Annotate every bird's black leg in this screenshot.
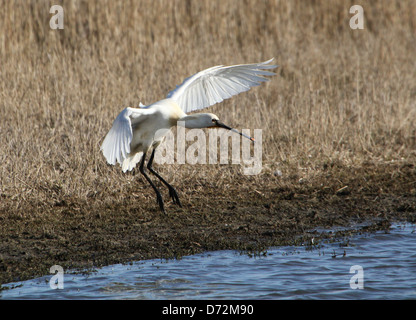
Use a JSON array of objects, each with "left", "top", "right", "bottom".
[
  {"left": 147, "top": 148, "right": 182, "bottom": 207},
  {"left": 139, "top": 151, "right": 166, "bottom": 214}
]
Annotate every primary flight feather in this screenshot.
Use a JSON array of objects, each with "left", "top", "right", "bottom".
[{"left": 167, "top": 58, "right": 276, "bottom": 113}]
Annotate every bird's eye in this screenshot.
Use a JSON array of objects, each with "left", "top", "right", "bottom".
[{"left": 212, "top": 119, "right": 217, "bottom": 123}]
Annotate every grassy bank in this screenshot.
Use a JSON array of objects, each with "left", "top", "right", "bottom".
[{"left": 0, "top": 0, "right": 415, "bottom": 285}]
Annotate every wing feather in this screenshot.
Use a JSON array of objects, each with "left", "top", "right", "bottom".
[
  {"left": 101, "top": 108, "right": 133, "bottom": 166},
  {"left": 101, "top": 107, "right": 153, "bottom": 169},
  {"left": 167, "top": 58, "right": 277, "bottom": 113}
]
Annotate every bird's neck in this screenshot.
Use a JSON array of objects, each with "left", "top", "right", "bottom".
[
  {"left": 177, "top": 115, "right": 202, "bottom": 128},
  {"left": 177, "top": 114, "right": 212, "bottom": 129}
]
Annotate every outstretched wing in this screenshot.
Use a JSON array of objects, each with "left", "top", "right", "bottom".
[
  {"left": 167, "top": 58, "right": 277, "bottom": 113},
  {"left": 101, "top": 107, "right": 154, "bottom": 170}
]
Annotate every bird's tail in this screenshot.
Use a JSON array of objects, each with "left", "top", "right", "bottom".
[{"left": 121, "top": 152, "right": 143, "bottom": 173}]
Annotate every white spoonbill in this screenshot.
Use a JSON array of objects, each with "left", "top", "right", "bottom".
[{"left": 101, "top": 58, "right": 277, "bottom": 214}]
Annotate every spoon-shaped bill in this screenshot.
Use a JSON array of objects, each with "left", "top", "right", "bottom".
[{"left": 215, "top": 121, "right": 255, "bottom": 142}]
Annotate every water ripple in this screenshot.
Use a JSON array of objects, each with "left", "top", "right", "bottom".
[{"left": 1, "top": 223, "right": 415, "bottom": 299}]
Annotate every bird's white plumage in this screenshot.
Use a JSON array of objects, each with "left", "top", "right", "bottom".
[
  {"left": 100, "top": 106, "right": 157, "bottom": 171},
  {"left": 101, "top": 108, "right": 133, "bottom": 165},
  {"left": 167, "top": 58, "right": 277, "bottom": 113},
  {"left": 101, "top": 59, "right": 277, "bottom": 173}
]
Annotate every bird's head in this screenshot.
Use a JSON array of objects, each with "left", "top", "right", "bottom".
[
  {"left": 179, "top": 113, "right": 254, "bottom": 142},
  {"left": 179, "top": 113, "right": 218, "bottom": 128}
]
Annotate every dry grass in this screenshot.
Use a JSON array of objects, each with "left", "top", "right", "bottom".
[
  {"left": 1, "top": 0, "right": 415, "bottom": 210},
  {"left": 1, "top": 0, "right": 416, "bottom": 285}
]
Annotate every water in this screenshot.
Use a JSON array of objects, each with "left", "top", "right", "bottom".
[{"left": 1, "top": 222, "right": 415, "bottom": 299}]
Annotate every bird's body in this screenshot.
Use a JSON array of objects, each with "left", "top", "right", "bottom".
[
  {"left": 101, "top": 59, "right": 277, "bottom": 213},
  {"left": 111, "top": 99, "right": 184, "bottom": 172}
]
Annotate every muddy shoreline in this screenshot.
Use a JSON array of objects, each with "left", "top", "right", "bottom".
[{"left": 1, "top": 162, "right": 415, "bottom": 287}]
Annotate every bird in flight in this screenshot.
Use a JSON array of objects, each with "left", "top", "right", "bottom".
[{"left": 101, "top": 58, "right": 277, "bottom": 214}]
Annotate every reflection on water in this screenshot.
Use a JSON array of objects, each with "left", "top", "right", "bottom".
[{"left": 1, "top": 223, "right": 415, "bottom": 299}]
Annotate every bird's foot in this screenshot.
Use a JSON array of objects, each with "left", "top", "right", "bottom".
[
  {"left": 156, "top": 193, "right": 166, "bottom": 215},
  {"left": 168, "top": 187, "right": 182, "bottom": 207}
]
